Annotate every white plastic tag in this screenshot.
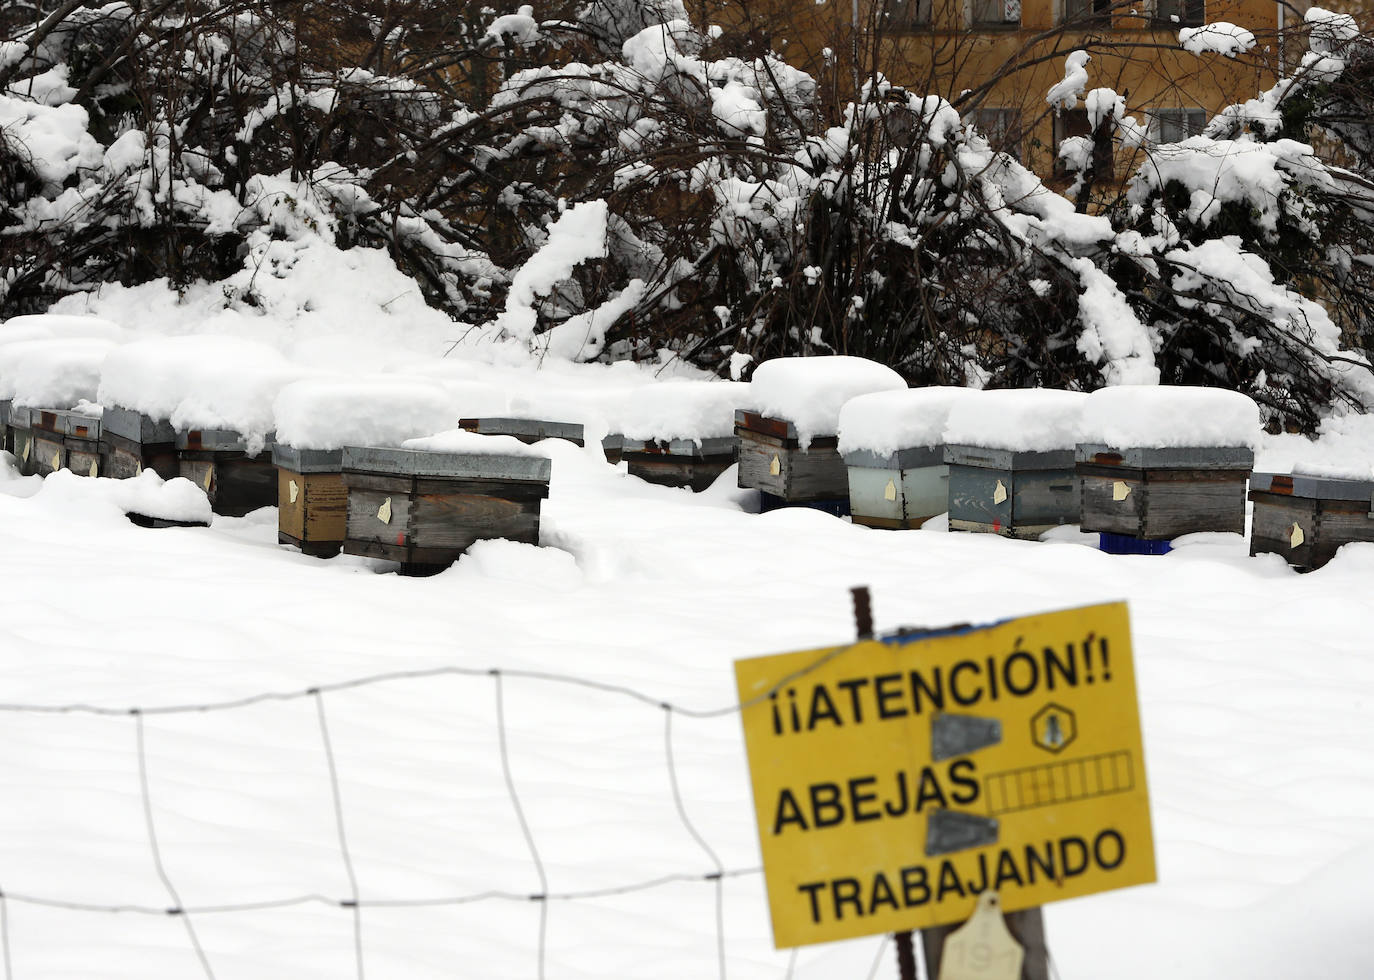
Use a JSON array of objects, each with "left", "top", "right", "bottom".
[
  {"left": 1289, "top": 522, "right": 1305, "bottom": 548},
  {"left": 378, "top": 497, "right": 393, "bottom": 524},
  {"left": 289, "top": 479, "right": 299, "bottom": 504},
  {"left": 202, "top": 467, "right": 213, "bottom": 490},
  {"left": 88, "top": 460, "right": 98, "bottom": 478},
  {"left": 769, "top": 454, "right": 781, "bottom": 477},
  {"left": 884, "top": 478, "right": 897, "bottom": 501},
  {"left": 993, "top": 480, "right": 1007, "bottom": 505},
  {"left": 1113, "top": 480, "right": 1131, "bottom": 501},
  {"left": 938, "top": 891, "right": 1024, "bottom": 980},
  {"left": 52, "top": 450, "right": 61, "bottom": 471}
]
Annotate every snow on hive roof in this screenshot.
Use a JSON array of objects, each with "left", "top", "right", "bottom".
[
  {"left": 837, "top": 386, "right": 983, "bottom": 457},
  {"left": 750, "top": 356, "right": 906, "bottom": 448},
  {"left": 943, "top": 388, "right": 1086, "bottom": 452},
  {"left": 402, "top": 427, "right": 553, "bottom": 458},
  {"left": 273, "top": 376, "right": 459, "bottom": 451},
  {"left": 0, "top": 338, "right": 116, "bottom": 408},
  {"left": 1079, "top": 385, "right": 1261, "bottom": 449},
  {"left": 617, "top": 380, "right": 752, "bottom": 443},
  {"left": 97, "top": 335, "right": 306, "bottom": 450}
]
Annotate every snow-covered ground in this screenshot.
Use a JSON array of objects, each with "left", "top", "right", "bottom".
[{"left": 1, "top": 431, "right": 1372, "bottom": 978}]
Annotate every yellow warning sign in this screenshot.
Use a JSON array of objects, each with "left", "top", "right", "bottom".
[{"left": 734, "top": 601, "right": 1154, "bottom": 948}]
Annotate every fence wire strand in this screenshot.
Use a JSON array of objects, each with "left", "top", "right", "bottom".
[
  {"left": 494, "top": 671, "right": 549, "bottom": 980},
  {"left": 134, "top": 711, "right": 216, "bottom": 980},
  {"left": 314, "top": 691, "right": 365, "bottom": 980}
]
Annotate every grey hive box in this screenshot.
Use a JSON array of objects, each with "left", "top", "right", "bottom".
[
  {"left": 273, "top": 446, "right": 347, "bottom": 558},
  {"left": 101, "top": 407, "right": 179, "bottom": 481},
  {"left": 1077, "top": 444, "right": 1253, "bottom": 540},
  {"left": 176, "top": 428, "right": 277, "bottom": 517},
  {"left": 0, "top": 399, "right": 11, "bottom": 455},
  {"left": 621, "top": 436, "right": 736, "bottom": 491},
  {"left": 735, "top": 410, "right": 847, "bottom": 503},
  {"left": 844, "top": 445, "right": 948, "bottom": 529},
  {"left": 29, "top": 408, "right": 103, "bottom": 477},
  {"left": 458, "top": 417, "right": 622, "bottom": 463},
  {"left": 945, "top": 445, "right": 1078, "bottom": 538},
  {"left": 340, "top": 446, "right": 551, "bottom": 576},
  {"left": 1249, "top": 471, "right": 1374, "bottom": 570}
]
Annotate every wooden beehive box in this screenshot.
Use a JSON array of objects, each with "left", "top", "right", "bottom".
[
  {"left": 735, "top": 410, "right": 848, "bottom": 505},
  {"left": 945, "top": 446, "right": 1079, "bottom": 538},
  {"left": 273, "top": 446, "right": 347, "bottom": 558},
  {"left": 341, "top": 445, "right": 551, "bottom": 575},
  {"left": 29, "top": 408, "right": 103, "bottom": 477},
  {"left": 843, "top": 445, "right": 948, "bottom": 529},
  {"left": 101, "top": 407, "right": 178, "bottom": 481},
  {"left": 176, "top": 428, "right": 277, "bottom": 517},
  {"left": 621, "top": 436, "right": 736, "bottom": 491},
  {"left": 1078, "top": 444, "right": 1253, "bottom": 541},
  {"left": 458, "top": 417, "right": 622, "bottom": 462},
  {"left": 1249, "top": 472, "right": 1374, "bottom": 571}
]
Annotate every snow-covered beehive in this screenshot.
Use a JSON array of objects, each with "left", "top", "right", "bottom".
[
  {"left": 177, "top": 427, "right": 278, "bottom": 517},
  {"left": 615, "top": 381, "right": 747, "bottom": 491},
  {"left": 838, "top": 387, "right": 981, "bottom": 529},
  {"left": 736, "top": 356, "right": 906, "bottom": 511},
  {"left": 0, "top": 331, "right": 116, "bottom": 477},
  {"left": 943, "top": 389, "right": 1086, "bottom": 538},
  {"left": 1249, "top": 467, "right": 1374, "bottom": 570},
  {"left": 458, "top": 417, "right": 623, "bottom": 463},
  {"left": 28, "top": 407, "right": 103, "bottom": 478},
  {"left": 101, "top": 406, "right": 179, "bottom": 481},
  {"left": 1077, "top": 386, "right": 1258, "bottom": 553},
  {"left": 340, "top": 432, "right": 552, "bottom": 576}
]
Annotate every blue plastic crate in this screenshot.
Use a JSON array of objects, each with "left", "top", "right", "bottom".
[{"left": 1098, "top": 532, "right": 1172, "bottom": 556}]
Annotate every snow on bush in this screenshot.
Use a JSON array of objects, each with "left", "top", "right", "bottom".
[
  {"left": 1179, "top": 23, "right": 1257, "bottom": 57},
  {"left": 943, "top": 389, "right": 1087, "bottom": 453},
  {"left": 749, "top": 356, "right": 906, "bottom": 447},
  {"left": 1079, "top": 385, "right": 1261, "bottom": 449},
  {"left": 837, "top": 387, "right": 982, "bottom": 457}
]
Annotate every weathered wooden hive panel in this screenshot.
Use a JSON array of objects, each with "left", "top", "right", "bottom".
[
  {"left": 1249, "top": 472, "right": 1374, "bottom": 570},
  {"left": 8, "top": 407, "right": 35, "bottom": 475},
  {"left": 102, "top": 407, "right": 179, "bottom": 481},
  {"left": 621, "top": 436, "right": 736, "bottom": 492},
  {"left": 176, "top": 428, "right": 277, "bottom": 517},
  {"left": 844, "top": 446, "right": 947, "bottom": 530},
  {"left": 341, "top": 446, "right": 551, "bottom": 574},
  {"left": 0, "top": 400, "right": 11, "bottom": 455},
  {"left": 735, "top": 410, "right": 847, "bottom": 502},
  {"left": 459, "top": 417, "right": 622, "bottom": 463},
  {"left": 945, "top": 446, "right": 1078, "bottom": 538},
  {"left": 1077, "top": 445, "right": 1252, "bottom": 540},
  {"left": 28, "top": 409, "right": 103, "bottom": 477},
  {"left": 273, "top": 446, "right": 348, "bottom": 558}
]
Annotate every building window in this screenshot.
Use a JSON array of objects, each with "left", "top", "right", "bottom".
[
  {"left": 1062, "top": 0, "right": 1112, "bottom": 27},
  {"left": 971, "top": 0, "right": 1021, "bottom": 29},
  {"left": 1149, "top": 107, "right": 1207, "bottom": 143},
  {"left": 1053, "top": 108, "right": 1114, "bottom": 178},
  {"left": 1153, "top": 0, "right": 1204, "bottom": 27},
  {"left": 887, "top": 0, "right": 933, "bottom": 27},
  {"left": 972, "top": 108, "right": 1024, "bottom": 160}
]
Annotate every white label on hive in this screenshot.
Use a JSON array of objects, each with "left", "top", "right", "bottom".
[
  {"left": 884, "top": 478, "right": 897, "bottom": 501},
  {"left": 378, "top": 497, "right": 393, "bottom": 524},
  {"left": 1289, "top": 522, "right": 1305, "bottom": 548},
  {"left": 289, "top": 479, "right": 299, "bottom": 504},
  {"left": 993, "top": 479, "right": 1008, "bottom": 504},
  {"left": 769, "top": 454, "right": 781, "bottom": 477},
  {"left": 52, "top": 450, "right": 61, "bottom": 471},
  {"left": 202, "top": 467, "right": 213, "bottom": 490},
  {"left": 1113, "top": 480, "right": 1131, "bottom": 501},
  {"left": 21, "top": 439, "right": 29, "bottom": 462},
  {"left": 88, "top": 460, "right": 98, "bottom": 479},
  {"left": 136, "top": 462, "right": 143, "bottom": 476},
  {"left": 937, "top": 891, "right": 1023, "bottom": 980}
]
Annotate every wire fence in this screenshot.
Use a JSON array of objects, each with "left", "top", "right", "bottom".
[{"left": 0, "top": 654, "right": 863, "bottom": 980}]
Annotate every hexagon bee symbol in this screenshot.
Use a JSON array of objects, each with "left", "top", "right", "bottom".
[{"left": 1031, "top": 703, "right": 1076, "bottom": 754}]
